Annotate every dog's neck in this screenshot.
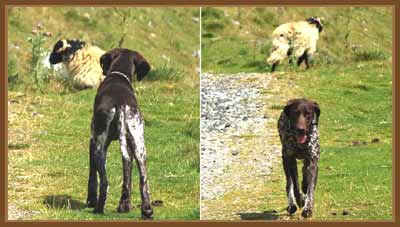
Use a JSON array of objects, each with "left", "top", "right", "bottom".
[{"left": 109, "top": 71, "right": 131, "bottom": 83}]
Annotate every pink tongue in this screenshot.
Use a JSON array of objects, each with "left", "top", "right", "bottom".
[{"left": 297, "top": 135, "right": 307, "bottom": 144}]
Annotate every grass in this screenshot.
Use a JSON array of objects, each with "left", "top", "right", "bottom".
[
  {"left": 202, "top": 7, "right": 392, "bottom": 220},
  {"left": 202, "top": 7, "right": 392, "bottom": 73},
  {"left": 8, "top": 7, "right": 199, "bottom": 220},
  {"left": 260, "top": 62, "right": 392, "bottom": 221},
  {"left": 8, "top": 80, "right": 200, "bottom": 221}
]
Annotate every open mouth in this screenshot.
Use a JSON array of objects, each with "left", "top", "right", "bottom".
[{"left": 296, "top": 134, "right": 307, "bottom": 144}]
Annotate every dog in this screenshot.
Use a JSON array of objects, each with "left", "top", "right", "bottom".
[
  {"left": 277, "top": 98, "right": 321, "bottom": 218},
  {"left": 85, "top": 48, "right": 153, "bottom": 219}
]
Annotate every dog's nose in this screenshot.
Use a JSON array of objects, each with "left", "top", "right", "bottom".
[{"left": 296, "top": 128, "right": 306, "bottom": 134}]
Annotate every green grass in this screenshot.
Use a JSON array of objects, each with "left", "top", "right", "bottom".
[
  {"left": 202, "top": 7, "right": 392, "bottom": 73},
  {"left": 8, "top": 80, "right": 200, "bottom": 220},
  {"left": 8, "top": 7, "right": 199, "bottom": 220},
  {"left": 202, "top": 7, "right": 392, "bottom": 220},
  {"left": 260, "top": 62, "right": 392, "bottom": 220},
  {"left": 8, "top": 7, "right": 200, "bottom": 91}
]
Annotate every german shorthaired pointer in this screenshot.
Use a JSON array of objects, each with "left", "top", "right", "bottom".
[
  {"left": 86, "top": 48, "right": 153, "bottom": 219},
  {"left": 278, "top": 98, "right": 321, "bottom": 218}
]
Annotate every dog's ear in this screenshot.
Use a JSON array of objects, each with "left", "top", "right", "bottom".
[
  {"left": 100, "top": 53, "right": 112, "bottom": 76},
  {"left": 311, "top": 101, "right": 320, "bottom": 119},
  {"left": 132, "top": 52, "right": 151, "bottom": 81},
  {"left": 284, "top": 99, "right": 297, "bottom": 116}
]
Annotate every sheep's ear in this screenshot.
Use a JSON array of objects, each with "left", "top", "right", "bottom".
[
  {"left": 100, "top": 53, "right": 112, "bottom": 76},
  {"left": 49, "top": 40, "right": 64, "bottom": 64},
  {"left": 132, "top": 52, "right": 151, "bottom": 81}
]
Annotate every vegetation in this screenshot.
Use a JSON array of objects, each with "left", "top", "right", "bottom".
[
  {"left": 202, "top": 7, "right": 392, "bottom": 220},
  {"left": 8, "top": 7, "right": 200, "bottom": 220}
]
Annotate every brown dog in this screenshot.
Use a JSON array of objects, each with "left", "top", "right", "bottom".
[
  {"left": 277, "top": 98, "right": 320, "bottom": 218},
  {"left": 86, "top": 48, "right": 153, "bottom": 219}
]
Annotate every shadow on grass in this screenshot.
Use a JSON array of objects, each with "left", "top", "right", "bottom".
[
  {"left": 43, "top": 195, "right": 86, "bottom": 210},
  {"left": 238, "top": 210, "right": 281, "bottom": 220}
]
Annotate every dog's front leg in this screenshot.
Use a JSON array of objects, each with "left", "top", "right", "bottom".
[
  {"left": 283, "top": 155, "right": 297, "bottom": 215},
  {"left": 301, "top": 158, "right": 318, "bottom": 218},
  {"left": 86, "top": 138, "right": 98, "bottom": 208}
]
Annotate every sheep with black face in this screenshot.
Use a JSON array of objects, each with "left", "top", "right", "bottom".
[
  {"left": 267, "top": 17, "right": 324, "bottom": 72},
  {"left": 49, "top": 39, "right": 105, "bottom": 89}
]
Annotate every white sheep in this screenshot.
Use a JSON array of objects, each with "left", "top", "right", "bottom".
[
  {"left": 49, "top": 39, "right": 105, "bottom": 89},
  {"left": 267, "top": 17, "right": 323, "bottom": 72}
]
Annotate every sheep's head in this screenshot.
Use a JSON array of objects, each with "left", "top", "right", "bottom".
[
  {"left": 49, "top": 39, "right": 86, "bottom": 64},
  {"left": 99, "top": 48, "right": 151, "bottom": 81},
  {"left": 306, "top": 16, "right": 324, "bottom": 33}
]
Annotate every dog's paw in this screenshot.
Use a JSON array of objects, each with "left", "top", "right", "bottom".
[
  {"left": 287, "top": 205, "right": 297, "bottom": 215},
  {"left": 86, "top": 199, "right": 97, "bottom": 208},
  {"left": 93, "top": 207, "right": 104, "bottom": 214},
  {"left": 141, "top": 209, "right": 154, "bottom": 220},
  {"left": 301, "top": 208, "right": 313, "bottom": 218},
  {"left": 117, "top": 201, "right": 132, "bottom": 213}
]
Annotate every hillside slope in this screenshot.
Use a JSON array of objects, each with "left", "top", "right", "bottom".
[{"left": 202, "top": 7, "right": 392, "bottom": 73}]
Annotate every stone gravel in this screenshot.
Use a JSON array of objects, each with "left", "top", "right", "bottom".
[{"left": 200, "top": 73, "right": 282, "bottom": 220}]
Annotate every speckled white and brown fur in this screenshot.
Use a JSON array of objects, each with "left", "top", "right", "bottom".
[
  {"left": 86, "top": 48, "right": 153, "bottom": 219},
  {"left": 277, "top": 98, "right": 320, "bottom": 218}
]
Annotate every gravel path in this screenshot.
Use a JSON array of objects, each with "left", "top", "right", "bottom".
[{"left": 200, "top": 73, "right": 282, "bottom": 220}]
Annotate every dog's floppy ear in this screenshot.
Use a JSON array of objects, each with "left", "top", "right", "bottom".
[
  {"left": 311, "top": 101, "right": 320, "bottom": 119},
  {"left": 100, "top": 53, "right": 112, "bottom": 76},
  {"left": 132, "top": 51, "right": 151, "bottom": 81},
  {"left": 284, "top": 99, "right": 297, "bottom": 116}
]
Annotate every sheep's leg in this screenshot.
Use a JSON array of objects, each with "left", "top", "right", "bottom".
[
  {"left": 126, "top": 110, "right": 153, "bottom": 220},
  {"left": 297, "top": 52, "right": 307, "bottom": 68},
  {"left": 287, "top": 47, "right": 294, "bottom": 66},
  {"left": 304, "top": 53, "right": 310, "bottom": 69},
  {"left": 117, "top": 109, "right": 133, "bottom": 213},
  {"left": 271, "top": 63, "right": 278, "bottom": 72}
]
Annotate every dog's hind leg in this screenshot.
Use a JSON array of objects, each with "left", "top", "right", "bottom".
[
  {"left": 86, "top": 137, "right": 98, "bottom": 208},
  {"left": 117, "top": 108, "right": 133, "bottom": 213},
  {"left": 91, "top": 108, "right": 115, "bottom": 214},
  {"left": 126, "top": 109, "right": 153, "bottom": 220}
]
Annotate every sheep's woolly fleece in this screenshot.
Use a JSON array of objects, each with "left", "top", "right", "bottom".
[
  {"left": 66, "top": 45, "right": 105, "bottom": 89},
  {"left": 267, "top": 20, "right": 320, "bottom": 65}
]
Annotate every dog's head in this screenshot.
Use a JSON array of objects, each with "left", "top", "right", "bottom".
[
  {"left": 99, "top": 48, "right": 150, "bottom": 81},
  {"left": 306, "top": 16, "right": 324, "bottom": 33},
  {"left": 284, "top": 98, "right": 320, "bottom": 145}
]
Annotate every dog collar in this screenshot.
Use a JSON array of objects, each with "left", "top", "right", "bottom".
[{"left": 110, "top": 71, "right": 131, "bottom": 83}]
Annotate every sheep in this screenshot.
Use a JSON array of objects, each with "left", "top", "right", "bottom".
[
  {"left": 49, "top": 39, "right": 105, "bottom": 89},
  {"left": 267, "top": 17, "right": 323, "bottom": 72}
]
